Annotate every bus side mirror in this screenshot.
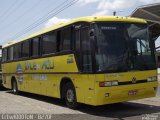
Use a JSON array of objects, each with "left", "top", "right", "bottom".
[
  {"left": 132, "top": 50, "right": 138, "bottom": 56},
  {"left": 89, "top": 29, "right": 95, "bottom": 40},
  {"left": 89, "top": 29, "right": 94, "bottom": 36}
]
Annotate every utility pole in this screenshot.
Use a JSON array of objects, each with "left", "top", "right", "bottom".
[
  {"left": 113, "top": 11, "right": 116, "bottom": 16},
  {"left": 113, "top": 10, "right": 124, "bottom": 16}
]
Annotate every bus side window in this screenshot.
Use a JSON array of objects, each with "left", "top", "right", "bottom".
[
  {"left": 2, "top": 48, "right": 7, "bottom": 62},
  {"left": 13, "top": 43, "right": 21, "bottom": 60},
  {"left": 60, "top": 27, "right": 71, "bottom": 51},
  {"left": 75, "top": 30, "right": 80, "bottom": 51},
  {"left": 31, "top": 37, "right": 39, "bottom": 57},
  {"left": 42, "top": 32, "right": 57, "bottom": 55},
  {"left": 81, "top": 27, "right": 92, "bottom": 72},
  {"left": 56, "top": 31, "right": 61, "bottom": 52},
  {"left": 22, "top": 41, "right": 29, "bottom": 58},
  {"left": 75, "top": 29, "right": 81, "bottom": 71},
  {"left": 7, "top": 48, "right": 10, "bottom": 61},
  {"left": 7, "top": 47, "right": 14, "bottom": 61}
]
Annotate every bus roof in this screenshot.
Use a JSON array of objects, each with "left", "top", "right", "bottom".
[{"left": 3, "top": 16, "right": 146, "bottom": 48}]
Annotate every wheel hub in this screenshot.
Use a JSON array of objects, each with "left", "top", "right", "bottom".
[
  {"left": 13, "top": 82, "right": 16, "bottom": 92},
  {"left": 66, "top": 89, "right": 74, "bottom": 102}
]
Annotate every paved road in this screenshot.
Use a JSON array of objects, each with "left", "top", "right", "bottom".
[
  {"left": 157, "top": 85, "right": 160, "bottom": 96},
  {"left": 0, "top": 86, "right": 160, "bottom": 120}
]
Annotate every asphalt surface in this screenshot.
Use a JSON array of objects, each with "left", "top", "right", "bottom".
[
  {"left": 158, "top": 85, "right": 160, "bottom": 96},
  {"left": 0, "top": 85, "right": 160, "bottom": 120}
]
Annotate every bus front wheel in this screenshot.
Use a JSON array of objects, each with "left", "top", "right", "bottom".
[
  {"left": 64, "top": 82, "right": 79, "bottom": 109},
  {"left": 12, "top": 80, "right": 18, "bottom": 95}
]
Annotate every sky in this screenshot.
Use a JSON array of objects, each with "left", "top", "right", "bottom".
[{"left": 0, "top": 0, "right": 160, "bottom": 46}]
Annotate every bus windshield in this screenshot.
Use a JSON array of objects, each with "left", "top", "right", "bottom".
[{"left": 94, "top": 23, "right": 156, "bottom": 73}]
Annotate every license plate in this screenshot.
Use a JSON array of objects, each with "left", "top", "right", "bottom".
[{"left": 128, "top": 90, "right": 138, "bottom": 96}]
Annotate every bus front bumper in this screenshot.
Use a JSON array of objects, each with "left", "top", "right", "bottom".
[{"left": 88, "top": 81, "right": 158, "bottom": 106}]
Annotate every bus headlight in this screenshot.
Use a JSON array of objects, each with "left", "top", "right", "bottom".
[
  {"left": 112, "top": 81, "right": 119, "bottom": 86},
  {"left": 99, "top": 81, "right": 118, "bottom": 87},
  {"left": 147, "top": 76, "right": 157, "bottom": 82},
  {"left": 147, "top": 77, "right": 152, "bottom": 82},
  {"left": 152, "top": 76, "right": 157, "bottom": 81},
  {"left": 99, "top": 81, "right": 111, "bottom": 87}
]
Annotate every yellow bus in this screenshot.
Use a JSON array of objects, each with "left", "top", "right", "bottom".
[{"left": 2, "top": 16, "right": 158, "bottom": 109}]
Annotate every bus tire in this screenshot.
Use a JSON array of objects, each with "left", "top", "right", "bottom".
[
  {"left": 64, "top": 82, "right": 79, "bottom": 109},
  {"left": 12, "top": 80, "right": 18, "bottom": 95}
]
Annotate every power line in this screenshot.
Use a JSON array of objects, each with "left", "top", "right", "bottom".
[
  {"left": 0, "top": 0, "right": 27, "bottom": 26},
  {"left": 16, "top": 0, "right": 70, "bottom": 33},
  {"left": 0, "top": 0, "right": 18, "bottom": 19},
  {"left": 7, "top": 0, "right": 79, "bottom": 41},
  {"left": 1, "top": 0, "right": 43, "bottom": 31},
  {"left": 1, "top": 0, "right": 60, "bottom": 32},
  {"left": 5, "top": 0, "right": 70, "bottom": 41}
]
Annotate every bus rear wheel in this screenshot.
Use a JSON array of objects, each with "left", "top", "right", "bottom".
[
  {"left": 12, "top": 80, "right": 18, "bottom": 95},
  {"left": 64, "top": 82, "right": 79, "bottom": 109}
]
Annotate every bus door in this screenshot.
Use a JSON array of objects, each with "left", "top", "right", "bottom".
[{"left": 75, "top": 25, "right": 95, "bottom": 104}]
